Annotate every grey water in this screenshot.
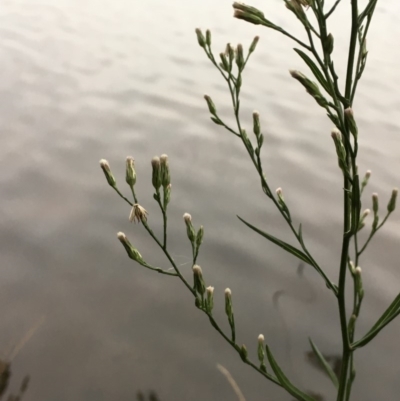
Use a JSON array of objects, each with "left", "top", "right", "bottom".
[{"left": 0, "top": 0, "right": 399, "bottom": 400}]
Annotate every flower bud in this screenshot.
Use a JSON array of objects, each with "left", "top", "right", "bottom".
[
  {"left": 206, "top": 286, "right": 214, "bottom": 312},
  {"left": 240, "top": 344, "right": 248, "bottom": 361},
  {"left": 183, "top": 213, "right": 196, "bottom": 242},
  {"left": 219, "top": 52, "right": 229, "bottom": 71},
  {"left": 331, "top": 128, "right": 347, "bottom": 172},
  {"left": 257, "top": 334, "right": 265, "bottom": 363},
  {"left": 372, "top": 193, "right": 379, "bottom": 230},
  {"left": 290, "top": 70, "right": 329, "bottom": 108},
  {"left": 285, "top": 0, "right": 307, "bottom": 25},
  {"left": 361, "top": 170, "right": 371, "bottom": 192},
  {"left": 193, "top": 264, "right": 206, "bottom": 295},
  {"left": 387, "top": 188, "right": 398, "bottom": 213},
  {"left": 225, "top": 43, "right": 235, "bottom": 63},
  {"left": 204, "top": 95, "right": 217, "bottom": 116},
  {"left": 205, "top": 29, "right": 211, "bottom": 46},
  {"left": 100, "top": 159, "right": 116, "bottom": 188},
  {"left": 117, "top": 232, "right": 145, "bottom": 264},
  {"left": 358, "top": 209, "right": 370, "bottom": 231},
  {"left": 225, "top": 288, "right": 233, "bottom": 321},
  {"left": 195, "top": 28, "right": 206, "bottom": 48},
  {"left": 361, "top": 209, "right": 370, "bottom": 219},
  {"left": 276, "top": 187, "right": 286, "bottom": 209},
  {"left": 344, "top": 107, "right": 358, "bottom": 138},
  {"left": 349, "top": 260, "right": 356, "bottom": 275},
  {"left": 125, "top": 156, "right": 136, "bottom": 188},
  {"left": 354, "top": 267, "right": 363, "bottom": 299},
  {"left": 196, "top": 225, "right": 204, "bottom": 248},
  {"left": 236, "top": 44, "right": 245, "bottom": 71},
  {"left": 348, "top": 314, "right": 357, "bottom": 334},
  {"left": 151, "top": 156, "right": 161, "bottom": 190},
  {"left": 372, "top": 193, "right": 379, "bottom": 214},
  {"left": 160, "top": 154, "right": 170, "bottom": 188},
  {"left": 325, "top": 33, "right": 334, "bottom": 55},
  {"left": 233, "top": 8, "right": 264, "bottom": 25},
  {"left": 249, "top": 36, "right": 259, "bottom": 53},
  {"left": 253, "top": 111, "right": 261, "bottom": 137},
  {"left": 232, "top": 2, "right": 265, "bottom": 18}
]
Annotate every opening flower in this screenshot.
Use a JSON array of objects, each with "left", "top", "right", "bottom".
[{"left": 129, "top": 204, "right": 149, "bottom": 223}]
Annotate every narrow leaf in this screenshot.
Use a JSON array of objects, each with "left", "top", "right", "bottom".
[
  {"left": 294, "top": 48, "right": 333, "bottom": 96},
  {"left": 353, "top": 292, "right": 400, "bottom": 348},
  {"left": 266, "top": 346, "right": 316, "bottom": 401},
  {"left": 298, "top": 224, "right": 305, "bottom": 248},
  {"left": 238, "top": 216, "right": 312, "bottom": 265},
  {"left": 309, "top": 338, "right": 339, "bottom": 389}
]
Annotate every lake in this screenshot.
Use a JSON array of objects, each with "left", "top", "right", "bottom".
[{"left": 0, "top": 0, "right": 399, "bottom": 400}]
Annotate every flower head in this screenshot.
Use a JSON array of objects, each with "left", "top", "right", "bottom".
[{"left": 129, "top": 203, "right": 149, "bottom": 223}]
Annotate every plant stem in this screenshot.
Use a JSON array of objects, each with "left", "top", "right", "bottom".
[{"left": 336, "top": 1, "right": 359, "bottom": 400}]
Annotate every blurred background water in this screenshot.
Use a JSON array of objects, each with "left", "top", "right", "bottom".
[{"left": 0, "top": 0, "right": 399, "bottom": 400}]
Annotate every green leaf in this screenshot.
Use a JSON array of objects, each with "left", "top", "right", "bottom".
[
  {"left": 309, "top": 338, "right": 339, "bottom": 389},
  {"left": 353, "top": 292, "right": 400, "bottom": 348},
  {"left": 294, "top": 48, "right": 333, "bottom": 96},
  {"left": 266, "top": 345, "right": 316, "bottom": 401},
  {"left": 237, "top": 216, "right": 313, "bottom": 265},
  {"left": 298, "top": 224, "right": 305, "bottom": 248}
]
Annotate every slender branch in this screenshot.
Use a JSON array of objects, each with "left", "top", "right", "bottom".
[
  {"left": 325, "top": 0, "right": 343, "bottom": 19},
  {"left": 357, "top": 213, "right": 390, "bottom": 257}
]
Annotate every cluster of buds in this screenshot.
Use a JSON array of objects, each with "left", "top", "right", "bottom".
[
  {"left": 285, "top": 0, "right": 310, "bottom": 27},
  {"left": 195, "top": 28, "right": 211, "bottom": 48},
  {"left": 152, "top": 154, "right": 172, "bottom": 207},
  {"left": 290, "top": 70, "right": 329, "bottom": 108},
  {"left": 183, "top": 213, "right": 205, "bottom": 250},
  {"left": 252, "top": 111, "right": 264, "bottom": 155},
  {"left": 232, "top": 2, "right": 275, "bottom": 28}
]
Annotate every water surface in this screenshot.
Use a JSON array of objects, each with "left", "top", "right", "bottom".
[{"left": 0, "top": 1, "right": 399, "bottom": 400}]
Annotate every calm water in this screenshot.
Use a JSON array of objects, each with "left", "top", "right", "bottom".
[{"left": 0, "top": 0, "right": 399, "bottom": 400}]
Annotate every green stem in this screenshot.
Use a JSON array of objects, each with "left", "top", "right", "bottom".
[
  {"left": 357, "top": 213, "right": 390, "bottom": 257},
  {"left": 325, "top": 0, "right": 343, "bottom": 19},
  {"left": 337, "top": 1, "right": 359, "bottom": 400}
]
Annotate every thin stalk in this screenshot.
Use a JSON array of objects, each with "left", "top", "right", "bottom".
[
  {"left": 336, "top": 1, "right": 359, "bottom": 400},
  {"left": 350, "top": 7, "right": 376, "bottom": 104},
  {"left": 325, "top": 0, "right": 343, "bottom": 19},
  {"left": 206, "top": 314, "right": 281, "bottom": 385},
  {"left": 358, "top": 213, "right": 390, "bottom": 257}
]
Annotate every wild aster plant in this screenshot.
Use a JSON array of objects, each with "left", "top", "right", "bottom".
[{"left": 100, "top": 1, "right": 400, "bottom": 400}]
